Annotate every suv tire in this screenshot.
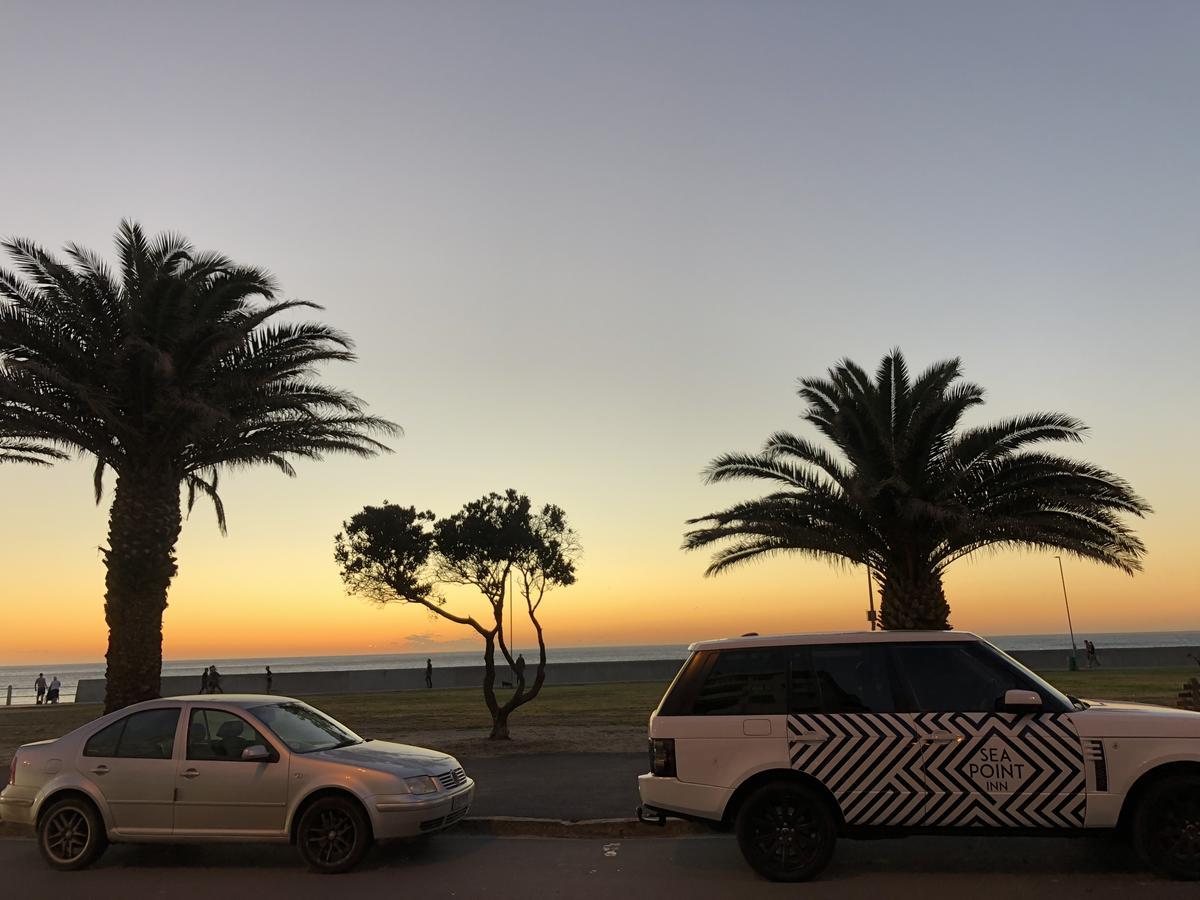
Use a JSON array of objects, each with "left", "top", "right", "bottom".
[
  {"left": 1133, "top": 773, "right": 1200, "bottom": 880},
  {"left": 734, "top": 780, "right": 837, "bottom": 882},
  {"left": 37, "top": 795, "right": 108, "bottom": 871},
  {"left": 296, "top": 795, "right": 373, "bottom": 874}
]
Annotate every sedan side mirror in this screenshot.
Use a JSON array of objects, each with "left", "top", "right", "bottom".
[
  {"left": 1002, "top": 689, "right": 1043, "bottom": 713},
  {"left": 242, "top": 744, "right": 274, "bottom": 762}
]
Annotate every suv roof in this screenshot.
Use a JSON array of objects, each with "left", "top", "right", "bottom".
[{"left": 689, "top": 630, "right": 982, "bottom": 652}]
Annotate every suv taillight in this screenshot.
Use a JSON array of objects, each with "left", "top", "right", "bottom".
[
  {"left": 649, "top": 738, "right": 676, "bottom": 777},
  {"left": 7, "top": 754, "right": 17, "bottom": 786}
]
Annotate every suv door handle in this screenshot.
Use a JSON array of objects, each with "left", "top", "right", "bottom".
[
  {"left": 89, "top": 765, "right": 109, "bottom": 776},
  {"left": 181, "top": 768, "right": 201, "bottom": 779},
  {"left": 919, "top": 731, "right": 962, "bottom": 745},
  {"left": 789, "top": 735, "right": 829, "bottom": 744}
]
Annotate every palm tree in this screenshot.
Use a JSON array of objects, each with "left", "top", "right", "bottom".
[
  {"left": 0, "top": 222, "right": 398, "bottom": 710},
  {"left": 684, "top": 350, "right": 1150, "bottom": 630}
]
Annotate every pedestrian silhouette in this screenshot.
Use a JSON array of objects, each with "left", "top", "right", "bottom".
[
  {"left": 200, "top": 668, "right": 211, "bottom": 694},
  {"left": 425, "top": 658, "right": 433, "bottom": 689},
  {"left": 265, "top": 665, "right": 273, "bottom": 693},
  {"left": 34, "top": 673, "right": 46, "bottom": 705},
  {"left": 209, "top": 665, "right": 224, "bottom": 693}
]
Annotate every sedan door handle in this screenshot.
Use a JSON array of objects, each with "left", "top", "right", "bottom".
[
  {"left": 181, "top": 768, "right": 200, "bottom": 779},
  {"left": 89, "top": 765, "right": 109, "bottom": 776}
]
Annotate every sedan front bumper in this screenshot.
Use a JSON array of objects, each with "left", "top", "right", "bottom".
[{"left": 369, "top": 779, "right": 475, "bottom": 839}]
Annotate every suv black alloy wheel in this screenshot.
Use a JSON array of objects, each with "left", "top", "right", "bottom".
[{"left": 735, "top": 780, "right": 837, "bottom": 882}]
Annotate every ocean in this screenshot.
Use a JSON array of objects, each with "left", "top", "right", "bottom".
[{"left": 4, "top": 631, "right": 1199, "bottom": 706}]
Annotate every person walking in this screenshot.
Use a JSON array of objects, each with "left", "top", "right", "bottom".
[
  {"left": 46, "top": 676, "right": 61, "bottom": 704},
  {"left": 514, "top": 653, "right": 527, "bottom": 685},
  {"left": 209, "top": 665, "right": 224, "bottom": 693},
  {"left": 424, "top": 658, "right": 433, "bottom": 689},
  {"left": 199, "top": 668, "right": 211, "bottom": 694},
  {"left": 34, "top": 673, "right": 46, "bottom": 705},
  {"left": 265, "top": 665, "right": 273, "bottom": 693},
  {"left": 1085, "top": 640, "right": 1101, "bottom": 668}
]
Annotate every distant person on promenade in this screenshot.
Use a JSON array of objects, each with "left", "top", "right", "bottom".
[
  {"left": 265, "top": 666, "right": 273, "bottom": 693},
  {"left": 425, "top": 658, "right": 433, "bottom": 689},
  {"left": 209, "top": 665, "right": 224, "bottom": 693},
  {"left": 514, "top": 653, "right": 526, "bottom": 685},
  {"left": 34, "top": 673, "right": 46, "bottom": 705},
  {"left": 46, "top": 676, "right": 61, "bottom": 704},
  {"left": 199, "top": 668, "right": 211, "bottom": 694},
  {"left": 1086, "top": 640, "right": 1101, "bottom": 668}
]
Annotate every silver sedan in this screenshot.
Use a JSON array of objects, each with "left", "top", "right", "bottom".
[{"left": 0, "top": 694, "right": 475, "bottom": 873}]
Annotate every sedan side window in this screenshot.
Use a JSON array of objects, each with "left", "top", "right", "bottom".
[
  {"left": 187, "top": 709, "right": 271, "bottom": 761},
  {"left": 84, "top": 709, "right": 180, "bottom": 759}
]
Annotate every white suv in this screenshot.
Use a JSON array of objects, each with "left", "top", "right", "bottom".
[{"left": 637, "top": 631, "right": 1200, "bottom": 882}]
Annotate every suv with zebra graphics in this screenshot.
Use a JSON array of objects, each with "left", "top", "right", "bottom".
[{"left": 636, "top": 631, "right": 1200, "bottom": 882}]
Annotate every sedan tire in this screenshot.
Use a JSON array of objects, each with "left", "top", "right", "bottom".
[
  {"left": 37, "top": 795, "right": 108, "bottom": 871},
  {"left": 296, "top": 795, "right": 373, "bottom": 874}
]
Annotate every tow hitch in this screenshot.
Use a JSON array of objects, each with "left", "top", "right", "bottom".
[{"left": 636, "top": 805, "right": 668, "bottom": 827}]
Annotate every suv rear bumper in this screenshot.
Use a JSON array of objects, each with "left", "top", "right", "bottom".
[{"left": 637, "top": 774, "right": 729, "bottom": 823}]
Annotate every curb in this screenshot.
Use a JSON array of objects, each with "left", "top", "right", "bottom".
[
  {"left": 456, "top": 816, "right": 709, "bottom": 838},
  {"left": 0, "top": 818, "right": 706, "bottom": 842}
]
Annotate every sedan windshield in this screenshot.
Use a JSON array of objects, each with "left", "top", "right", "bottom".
[{"left": 251, "top": 702, "right": 363, "bottom": 754}]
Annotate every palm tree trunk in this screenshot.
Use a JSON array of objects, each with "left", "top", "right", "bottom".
[
  {"left": 878, "top": 568, "right": 950, "bottom": 630},
  {"left": 101, "top": 470, "right": 182, "bottom": 712}
]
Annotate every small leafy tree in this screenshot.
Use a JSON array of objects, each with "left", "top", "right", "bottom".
[{"left": 335, "top": 490, "right": 579, "bottom": 739}]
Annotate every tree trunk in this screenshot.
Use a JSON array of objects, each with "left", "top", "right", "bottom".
[
  {"left": 101, "top": 469, "right": 182, "bottom": 712},
  {"left": 878, "top": 567, "right": 950, "bottom": 630},
  {"left": 481, "top": 635, "right": 510, "bottom": 740}
]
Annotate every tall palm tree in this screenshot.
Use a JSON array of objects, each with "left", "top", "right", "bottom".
[
  {"left": 684, "top": 350, "right": 1150, "bottom": 630},
  {"left": 0, "top": 222, "right": 398, "bottom": 710}
]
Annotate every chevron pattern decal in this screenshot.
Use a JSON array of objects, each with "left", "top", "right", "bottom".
[
  {"left": 787, "top": 713, "right": 927, "bottom": 827},
  {"left": 787, "top": 713, "right": 1086, "bottom": 829}
]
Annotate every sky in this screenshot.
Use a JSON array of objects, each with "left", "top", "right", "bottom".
[{"left": 1, "top": 1, "right": 1198, "bottom": 663}]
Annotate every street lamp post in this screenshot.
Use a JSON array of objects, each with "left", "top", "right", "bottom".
[
  {"left": 1056, "top": 556, "right": 1079, "bottom": 671},
  {"left": 865, "top": 565, "right": 877, "bottom": 631}
]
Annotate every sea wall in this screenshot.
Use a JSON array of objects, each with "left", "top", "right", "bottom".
[
  {"left": 72, "top": 646, "right": 1200, "bottom": 704},
  {"left": 73, "top": 658, "right": 687, "bottom": 704}
]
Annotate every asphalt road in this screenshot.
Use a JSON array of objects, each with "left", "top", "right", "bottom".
[
  {"left": 464, "top": 752, "right": 646, "bottom": 818},
  {"left": 4, "top": 833, "right": 1195, "bottom": 899}
]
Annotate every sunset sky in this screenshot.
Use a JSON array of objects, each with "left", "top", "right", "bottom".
[{"left": 2, "top": 1, "right": 1198, "bottom": 664}]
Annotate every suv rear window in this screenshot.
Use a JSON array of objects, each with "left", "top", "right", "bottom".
[{"left": 665, "top": 648, "right": 788, "bottom": 715}]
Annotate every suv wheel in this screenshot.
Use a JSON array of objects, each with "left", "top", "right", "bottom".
[
  {"left": 38, "top": 796, "right": 108, "bottom": 871},
  {"left": 296, "top": 795, "right": 372, "bottom": 874},
  {"left": 735, "top": 780, "right": 837, "bottom": 882},
  {"left": 1133, "top": 774, "right": 1200, "bottom": 880}
]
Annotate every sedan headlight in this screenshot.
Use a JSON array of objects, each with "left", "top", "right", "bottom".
[{"left": 404, "top": 775, "right": 439, "bottom": 795}]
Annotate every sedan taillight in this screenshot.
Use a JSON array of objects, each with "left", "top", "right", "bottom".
[{"left": 649, "top": 738, "right": 676, "bottom": 777}]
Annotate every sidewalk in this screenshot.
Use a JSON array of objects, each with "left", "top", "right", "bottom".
[{"left": 459, "top": 752, "right": 646, "bottom": 820}]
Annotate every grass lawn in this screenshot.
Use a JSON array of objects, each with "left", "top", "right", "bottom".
[{"left": 2, "top": 669, "right": 1196, "bottom": 777}]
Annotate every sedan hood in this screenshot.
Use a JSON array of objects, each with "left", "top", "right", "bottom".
[
  {"left": 1071, "top": 699, "right": 1200, "bottom": 739},
  {"left": 311, "top": 740, "right": 455, "bottom": 776}
]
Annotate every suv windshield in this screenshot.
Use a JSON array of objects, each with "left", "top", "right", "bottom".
[{"left": 251, "top": 702, "right": 363, "bottom": 754}]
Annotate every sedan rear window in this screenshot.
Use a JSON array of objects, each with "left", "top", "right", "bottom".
[{"left": 251, "top": 702, "right": 362, "bottom": 754}]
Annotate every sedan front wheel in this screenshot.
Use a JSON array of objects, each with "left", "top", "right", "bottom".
[{"left": 297, "top": 795, "right": 372, "bottom": 874}]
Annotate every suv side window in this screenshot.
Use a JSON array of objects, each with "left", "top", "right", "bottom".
[
  {"left": 187, "top": 708, "right": 271, "bottom": 761},
  {"left": 688, "top": 648, "right": 788, "bottom": 715},
  {"left": 84, "top": 708, "right": 180, "bottom": 759},
  {"left": 890, "top": 642, "right": 1043, "bottom": 712},
  {"left": 810, "top": 644, "right": 897, "bottom": 713}
]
